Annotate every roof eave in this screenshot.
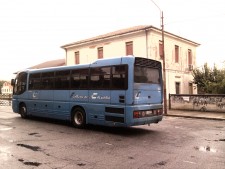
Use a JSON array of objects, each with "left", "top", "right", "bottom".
[{"left": 61, "top": 25, "right": 200, "bottom": 49}]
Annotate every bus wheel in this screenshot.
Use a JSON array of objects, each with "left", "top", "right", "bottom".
[
  {"left": 19, "top": 104, "right": 27, "bottom": 118},
  {"left": 71, "top": 108, "right": 86, "bottom": 128}
]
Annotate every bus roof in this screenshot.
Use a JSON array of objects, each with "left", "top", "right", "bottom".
[{"left": 18, "top": 56, "right": 137, "bottom": 74}]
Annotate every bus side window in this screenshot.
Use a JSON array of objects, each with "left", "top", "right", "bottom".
[
  {"left": 55, "top": 70, "right": 70, "bottom": 90},
  {"left": 101, "top": 67, "right": 110, "bottom": 89},
  {"left": 71, "top": 69, "right": 89, "bottom": 89},
  {"left": 79, "top": 69, "right": 89, "bottom": 89},
  {"left": 112, "top": 65, "right": 128, "bottom": 90},
  {"left": 41, "top": 72, "right": 54, "bottom": 90},
  {"left": 90, "top": 67, "right": 110, "bottom": 90},
  {"left": 29, "top": 73, "right": 41, "bottom": 90}
]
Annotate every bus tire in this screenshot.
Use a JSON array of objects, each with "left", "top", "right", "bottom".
[
  {"left": 19, "top": 104, "right": 27, "bottom": 119},
  {"left": 71, "top": 108, "right": 86, "bottom": 128}
]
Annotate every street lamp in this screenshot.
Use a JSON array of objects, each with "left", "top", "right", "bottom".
[{"left": 150, "top": 0, "right": 167, "bottom": 114}]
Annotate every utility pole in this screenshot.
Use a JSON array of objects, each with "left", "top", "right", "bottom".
[
  {"left": 161, "top": 11, "right": 167, "bottom": 114},
  {"left": 151, "top": 0, "right": 167, "bottom": 114}
]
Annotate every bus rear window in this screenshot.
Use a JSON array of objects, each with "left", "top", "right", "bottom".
[{"left": 134, "top": 66, "right": 160, "bottom": 84}]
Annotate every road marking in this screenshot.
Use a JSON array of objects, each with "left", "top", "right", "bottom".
[{"left": 183, "top": 160, "right": 196, "bottom": 164}]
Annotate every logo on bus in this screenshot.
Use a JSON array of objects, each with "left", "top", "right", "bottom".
[{"left": 91, "top": 93, "right": 110, "bottom": 100}]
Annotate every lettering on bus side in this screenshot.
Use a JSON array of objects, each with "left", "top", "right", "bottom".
[
  {"left": 70, "top": 92, "right": 110, "bottom": 100},
  {"left": 70, "top": 92, "right": 88, "bottom": 99}
]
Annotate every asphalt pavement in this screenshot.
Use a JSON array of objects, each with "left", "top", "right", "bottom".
[{"left": 1, "top": 106, "right": 225, "bottom": 169}]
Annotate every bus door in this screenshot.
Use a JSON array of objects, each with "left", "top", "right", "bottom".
[
  {"left": 28, "top": 73, "right": 40, "bottom": 115},
  {"left": 28, "top": 90, "right": 54, "bottom": 117},
  {"left": 27, "top": 90, "right": 39, "bottom": 114},
  {"left": 28, "top": 72, "right": 54, "bottom": 117},
  {"left": 27, "top": 90, "right": 53, "bottom": 117}
]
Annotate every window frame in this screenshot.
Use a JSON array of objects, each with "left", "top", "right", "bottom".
[
  {"left": 97, "top": 47, "right": 103, "bottom": 59},
  {"left": 75, "top": 51, "right": 80, "bottom": 64},
  {"left": 126, "top": 41, "right": 133, "bottom": 55},
  {"left": 188, "top": 49, "right": 192, "bottom": 65},
  {"left": 175, "top": 45, "right": 179, "bottom": 63},
  {"left": 175, "top": 82, "right": 180, "bottom": 94}
]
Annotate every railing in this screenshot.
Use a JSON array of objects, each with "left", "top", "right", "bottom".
[
  {"left": 169, "top": 94, "right": 225, "bottom": 113},
  {"left": 0, "top": 94, "right": 12, "bottom": 106}
]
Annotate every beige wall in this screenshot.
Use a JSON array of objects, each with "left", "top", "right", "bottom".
[
  {"left": 64, "top": 29, "right": 198, "bottom": 95},
  {"left": 66, "top": 32, "right": 149, "bottom": 65}
]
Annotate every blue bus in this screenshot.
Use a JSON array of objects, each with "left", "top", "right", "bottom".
[{"left": 11, "top": 56, "right": 163, "bottom": 128}]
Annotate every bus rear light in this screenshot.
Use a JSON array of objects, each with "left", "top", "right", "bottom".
[
  {"left": 141, "top": 111, "right": 146, "bottom": 117},
  {"left": 152, "top": 109, "right": 163, "bottom": 115},
  {"left": 152, "top": 110, "right": 156, "bottom": 115},
  {"left": 133, "top": 110, "right": 151, "bottom": 118},
  {"left": 133, "top": 109, "right": 163, "bottom": 118},
  {"left": 133, "top": 111, "right": 140, "bottom": 118}
]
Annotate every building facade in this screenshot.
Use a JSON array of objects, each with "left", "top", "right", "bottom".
[
  {"left": 1, "top": 81, "right": 13, "bottom": 94},
  {"left": 61, "top": 25, "right": 200, "bottom": 96}
]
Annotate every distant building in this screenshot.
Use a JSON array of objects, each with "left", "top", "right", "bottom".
[
  {"left": 14, "top": 58, "right": 65, "bottom": 74},
  {"left": 61, "top": 25, "right": 200, "bottom": 95},
  {"left": 28, "top": 59, "right": 65, "bottom": 69},
  {"left": 1, "top": 81, "right": 13, "bottom": 94}
]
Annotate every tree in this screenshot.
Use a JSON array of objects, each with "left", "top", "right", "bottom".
[{"left": 192, "top": 63, "right": 225, "bottom": 94}]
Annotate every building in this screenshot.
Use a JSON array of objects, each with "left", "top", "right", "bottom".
[
  {"left": 14, "top": 59, "right": 65, "bottom": 76},
  {"left": 61, "top": 25, "right": 200, "bottom": 96},
  {"left": 1, "top": 81, "right": 13, "bottom": 94},
  {"left": 28, "top": 59, "right": 65, "bottom": 69}
]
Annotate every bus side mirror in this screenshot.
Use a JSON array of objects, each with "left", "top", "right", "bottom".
[{"left": 11, "top": 79, "right": 15, "bottom": 86}]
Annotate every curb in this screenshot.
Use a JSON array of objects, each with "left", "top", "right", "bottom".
[{"left": 165, "top": 114, "right": 225, "bottom": 121}]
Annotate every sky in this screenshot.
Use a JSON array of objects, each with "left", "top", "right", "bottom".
[{"left": 0, "top": 0, "right": 225, "bottom": 80}]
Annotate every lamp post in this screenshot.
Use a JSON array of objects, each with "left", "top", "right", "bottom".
[{"left": 150, "top": 0, "right": 167, "bottom": 114}]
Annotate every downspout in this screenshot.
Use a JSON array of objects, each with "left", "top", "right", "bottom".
[
  {"left": 145, "top": 29, "right": 149, "bottom": 58},
  {"left": 65, "top": 48, "right": 67, "bottom": 65}
]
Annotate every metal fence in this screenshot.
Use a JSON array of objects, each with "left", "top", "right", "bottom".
[
  {"left": 2, "top": 93, "right": 225, "bottom": 112},
  {"left": 169, "top": 94, "right": 225, "bottom": 112},
  {"left": 0, "top": 94, "right": 12, "bottom": 106}
]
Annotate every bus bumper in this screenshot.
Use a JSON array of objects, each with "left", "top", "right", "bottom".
[
  {"left": 12, "top": 99, "right": 19, "bottom": 113},
  {"left": 131, "top": 115, "right": 163, "bottom": 126}
]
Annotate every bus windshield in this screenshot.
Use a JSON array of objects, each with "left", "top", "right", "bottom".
[
  {"left": 13, "top": 72, "right": 27, "bottom": 95},
  {"left": 134, "top": 66, "right": 160, "bottom": 84}
]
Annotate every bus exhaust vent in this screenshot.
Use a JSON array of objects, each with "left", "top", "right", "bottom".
[{"left": 135, "top": 57, "right": 161, "bottom": 69}]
